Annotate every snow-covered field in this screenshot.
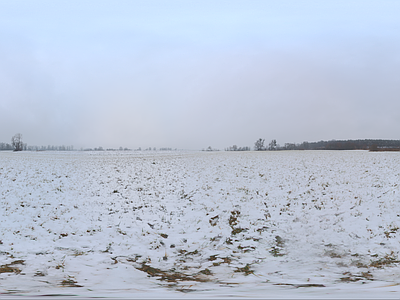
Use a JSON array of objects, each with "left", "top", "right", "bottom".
[{"left": 1, "top": 150, "right": 400, "bottom": 298}]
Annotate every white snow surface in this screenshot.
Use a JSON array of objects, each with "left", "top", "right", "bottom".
[{"left": 1, "top": 150, "right": 400, "bottom": 299}]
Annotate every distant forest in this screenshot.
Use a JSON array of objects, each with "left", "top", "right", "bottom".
[
  {"left": 0, "top": 134, "right": 176, "bottom": 152},
  {"left": 0, "top": 133, "right": 173, "bottom": 151},
  {"left": 283, "top": 139, "right": 400, "bottom": 150},
  {"left": 226, "top": 139, "right": 400, "bottom": 151},
  {"left": 1, "top": 133, "right": 400, "bottom": 152},
  {"left": 0, "top": 143, "right": 74, "bottom": 151}
]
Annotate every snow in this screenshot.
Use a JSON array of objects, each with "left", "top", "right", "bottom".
[{"left": 1, "top": 150, "right": 400, "bottom": 298}]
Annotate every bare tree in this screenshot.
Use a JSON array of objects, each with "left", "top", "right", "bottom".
[
  {"left": 254, "top": 138, "right": 265, "bottom": 151},
  {"left": 268, "top": 139, "right": 277, "bottom": 151},
  {"left": 11, "top": 133, "right": 23, "bottom": 151}
]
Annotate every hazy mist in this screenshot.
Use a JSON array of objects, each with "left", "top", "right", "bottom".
[{"left": 1, "top": 0, "right": 399, "bottom": 149}]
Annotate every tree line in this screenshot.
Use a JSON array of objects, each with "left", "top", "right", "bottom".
[
  {"left": 225, "top": 138, "right": 400, "bottom": 152},
  {"left": 226, "top": 139, "right": 277, "bottom": 151},
  {"left": 280, "top": 139, "right": 400, "bottom": 150},
  {"left": 0, "top": 133, "right": 178, "bottom": 152},
  {"left": 3, "top": 133, "right": 399, "bottom": 152},
  {"left": 0, "top": 133, "right": 26, "bottom": 151},
  {"left": 0, "top": 133, "right": 75, "bottom": 152}
]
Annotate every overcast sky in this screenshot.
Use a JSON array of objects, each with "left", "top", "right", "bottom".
[{"left": 1, "top": 0, "right": 399, "bottom": 150}]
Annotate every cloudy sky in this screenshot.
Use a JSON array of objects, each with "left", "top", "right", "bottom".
[{"left": 1, "top": 0, "right": 399, "bottom": 150}]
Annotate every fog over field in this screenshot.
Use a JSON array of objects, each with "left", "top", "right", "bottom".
[{"left": 1, "top": 0, "right": 400, "bottom": 149}]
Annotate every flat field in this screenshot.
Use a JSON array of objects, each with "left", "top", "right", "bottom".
[{"left": 1, "top": 150, "right": 400, "bottom": 298}]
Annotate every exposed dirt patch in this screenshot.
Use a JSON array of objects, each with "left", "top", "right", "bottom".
[
  {"left": 60, "top": 278, "right": 83, "bottom": 287},
  {"left": 234, "top": 264, "right": 254, "bottom": 276},
  {"left": 209, "top": 215, "right": 219, "bottom": 227},
  {"left": 135, "top": 263, "right": 211, "bottom": 283},
  {"left": 369, "top": 252, "right": 400, "bottom": 268},
  {"left": 0, "top": 260, "right": 25, "bottom": 274},
  {"left": 339, "top": 271, "right": 373, "bottom": 282}
]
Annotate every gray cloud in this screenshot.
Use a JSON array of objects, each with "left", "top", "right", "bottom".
[{"left": 1, "top": 1, "right": 399, "bottom": 149}]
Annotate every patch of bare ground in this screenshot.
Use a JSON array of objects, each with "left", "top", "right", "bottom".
[
  {"left": 269, "top": 235, "right": 285, "bottom": 257},
  {"left": 339, "top": 271, "right": 373, "bottom": 282},
  {"left": 60, "top": 277, "right": 83, "bottom": 287},
  {"left": 234, "top": 264, "right": 254, "bottom": 276},
  {"left": 135, "top": 263, "right": 211, "bottom": 283},
  {"left": 369, "top": 252, "right": 400, "bottom": 268},
  {"left": 0, "top": 260, "right": 25, "bottom": 274}
]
